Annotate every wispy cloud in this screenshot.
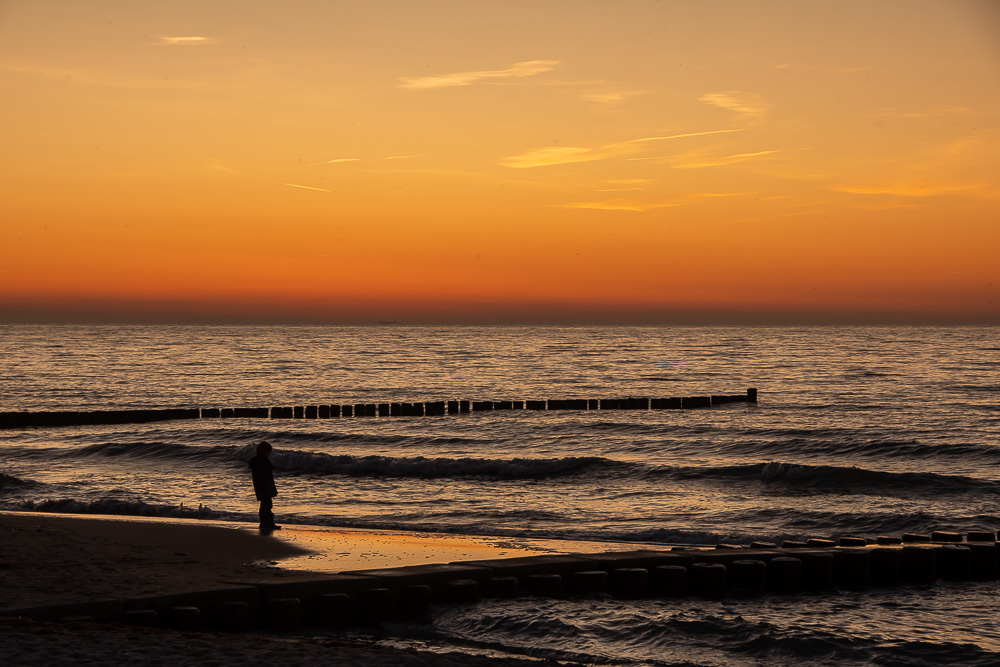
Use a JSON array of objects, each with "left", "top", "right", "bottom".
[
  {"left": 773, "top": 62, "right": 873, "bottom": 75},
  {"left": 848, "top": 200, "right": 920, "bottom": 212},
  {"left": 832, "top": 182, "right": 987, "bottom": 197},
  {"left": 690, "top": 192, "right": 754, "bottom": 198},
  {"left": 625, "top": 129, "right": 745, "bottom": 144},
  {"left": 500, "top": 129, "right": 747, "bottom": 169},
  {"left": 158, "top": 36, "right": 214, "bottom": 46},
  {"left": 699, "top": 91, "right": 773, "bottom": 123},
  {"left": 581, "top": 90, "right": 646, "bottom": 106},
  {"left": 560, "top": 192, "right": 752, "bottom": 213},
  {"left": 309, "top": 158, "right": 360, "bottom": 165},
  {"left": 308, "top": 155, "right": 424, "bottom": 166},
  {"left": 277, "top": 182, "right": 332, "bottom": 193},
  {"left": 399, "top": 60, "right": 559, "bottom": 89},
  {"left": 498, "top": 146, "right": 601, "bottom": 169},
  {"left": 560, "top": 200, "right": 681, "bottom": 212},
  {"left": 669, "top": 150, "right": 778, "bottom": 169},
  {"left": 871, "top": 106, "right": 989, "bottom": 119},
  {"left": 831, "top": 134, "right": 1000, "bottom": 200}
]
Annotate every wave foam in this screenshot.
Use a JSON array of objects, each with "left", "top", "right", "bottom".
[
  {"left": 667, "top": 460, "right": 997, "bottom": 495},
  {"left": 13, "top": 497, "right": 224, "bottom": 519},
  {"left": 270, "top": 450, "right": 608, "bottom": 479}
]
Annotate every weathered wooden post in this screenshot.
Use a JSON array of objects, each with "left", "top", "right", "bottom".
[
  {"left": 652, "top": 565, "right": 687, "bottom": 596},
  {"left": 610, "top": 568, "right": 649, "bottom": 599},
  {"left": 445, "top": 579, "right": 480, "bottom": 603},
  {"left": 524, "top": 574, "right": 562, "bottom": 597},
  {"left": 317, "top": 593, "right": 352, "bottom": 628},
  {"left": 801, "top": 552, "right": 835, "bottom": 590},
  {"left": 403, "top": 585, "right": 433, "bottom": 615},
  {"left": 901, "top": 545, "right": 936, "bottom": 582},
  {"left": 362, "top": 588, "right": 394, "bottom": 625},
  {"left": 869, "top": 547, "right": 902, "bottom": 586},
  {"left": 483, "top": 576, "right": 519, "bottom": 598},
  {"left": 729, "top": 560, "right": 767, "bottom": 595},
  {"left": 968, "top": 542, "right": 997, "bottom": 579},
  {"left": 690, "top": 563, "right": 726, "bottom": 598},
  {"left": 769, "top": 556, "right": 802, "bottom": 593},
  {"left": 266, "top": 598, "right": 301, "bottom": 631},
  {"left": 569, "top": 570, "right": 608, "bottom": 595},
  {"left": 834, "top": 549, "right": 871, "bottom": 589}
]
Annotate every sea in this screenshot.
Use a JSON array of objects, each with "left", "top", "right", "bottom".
[{"left": 1, "top": 324, "right": 999, "bottom": 665}]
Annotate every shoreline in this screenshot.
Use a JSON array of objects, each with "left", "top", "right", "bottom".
[
  {"left": 0, "top": 510, "right": 589, "bottom": 666},
  {"left": 0, "top": 510, "right": 652, "bottom": 612},
  {"left": 5, "top": 514, "right": 1000, "bottom": 664},
  {"left": 0, "top": 511, "right": 312, "bottom": 611}
]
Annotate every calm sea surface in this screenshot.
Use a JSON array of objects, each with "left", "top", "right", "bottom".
[{"left": 2, "top": 324, "right": 999, "bottom": 665}]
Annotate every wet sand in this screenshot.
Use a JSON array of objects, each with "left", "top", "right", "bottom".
[
  {"left": 0, "top": 512, "right": 585, "bottom": 665},
  {"left": 0, "top": 513, "right": 308, "bottom": 608},
  {"left": 0, "top": 511, "right": 594, "bottom": 609}
]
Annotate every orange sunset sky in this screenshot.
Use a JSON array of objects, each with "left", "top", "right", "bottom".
[{"left": 2, "top": 0, "right": 998, "bottom": 324}]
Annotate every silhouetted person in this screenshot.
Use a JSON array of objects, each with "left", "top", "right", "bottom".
[{"left": 249, "top": 441, "right": 279, "bottom": 532}]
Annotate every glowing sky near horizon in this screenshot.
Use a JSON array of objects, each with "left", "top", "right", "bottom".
[{"left": 2, "top": 0, "right": 998, "bottom": 323}]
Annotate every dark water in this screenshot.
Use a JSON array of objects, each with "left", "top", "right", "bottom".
[{"left": 2, "top": 324, "right": 999, "bottom": 664}]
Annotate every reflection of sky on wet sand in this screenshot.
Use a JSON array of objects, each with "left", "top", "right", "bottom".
[{"left": 272, "top": 524, "right": 646, "bottom": 572}]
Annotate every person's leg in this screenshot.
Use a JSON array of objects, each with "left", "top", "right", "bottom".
[{"left": 259, "top": 496, "right": 274, "bottom": 528}]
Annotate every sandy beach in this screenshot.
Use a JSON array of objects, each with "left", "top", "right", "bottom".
[
  {"left": 0, "top": 511, "right": 570, "bottom": 665},
  {"left": 0, "top": 511, "right": 567, "bottom": 610},
  {"left": 0, "top": 512, "right": 313, "bottom": 610},
  {"left": 0, "top": 616, "right": 553, "bottom": 666}
]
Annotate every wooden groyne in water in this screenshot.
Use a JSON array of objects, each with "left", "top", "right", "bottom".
[
  {"left": 4, "top": 529, "right": 997, "bottom": 631},
  {"left": 0, "top": 388, "right": 758, "bottom": 429}
]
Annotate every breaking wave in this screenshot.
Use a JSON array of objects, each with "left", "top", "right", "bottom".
[
  {"left": 0, "top": 472, "right": 37, "bottom": 492},
  {"left": 11, "top": 497, "right": 227, "bottom": 520},
  {"left": 270, "top": 450, "right": 610, "bottom": 480}
]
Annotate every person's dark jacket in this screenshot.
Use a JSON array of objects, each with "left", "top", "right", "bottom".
[{"left": 248, "top": 454, "right": 277, "bottom": 501}]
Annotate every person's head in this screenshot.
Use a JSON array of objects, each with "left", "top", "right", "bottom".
[{"left": 256, "top": 441, "right": 272, "bottom": 456}]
